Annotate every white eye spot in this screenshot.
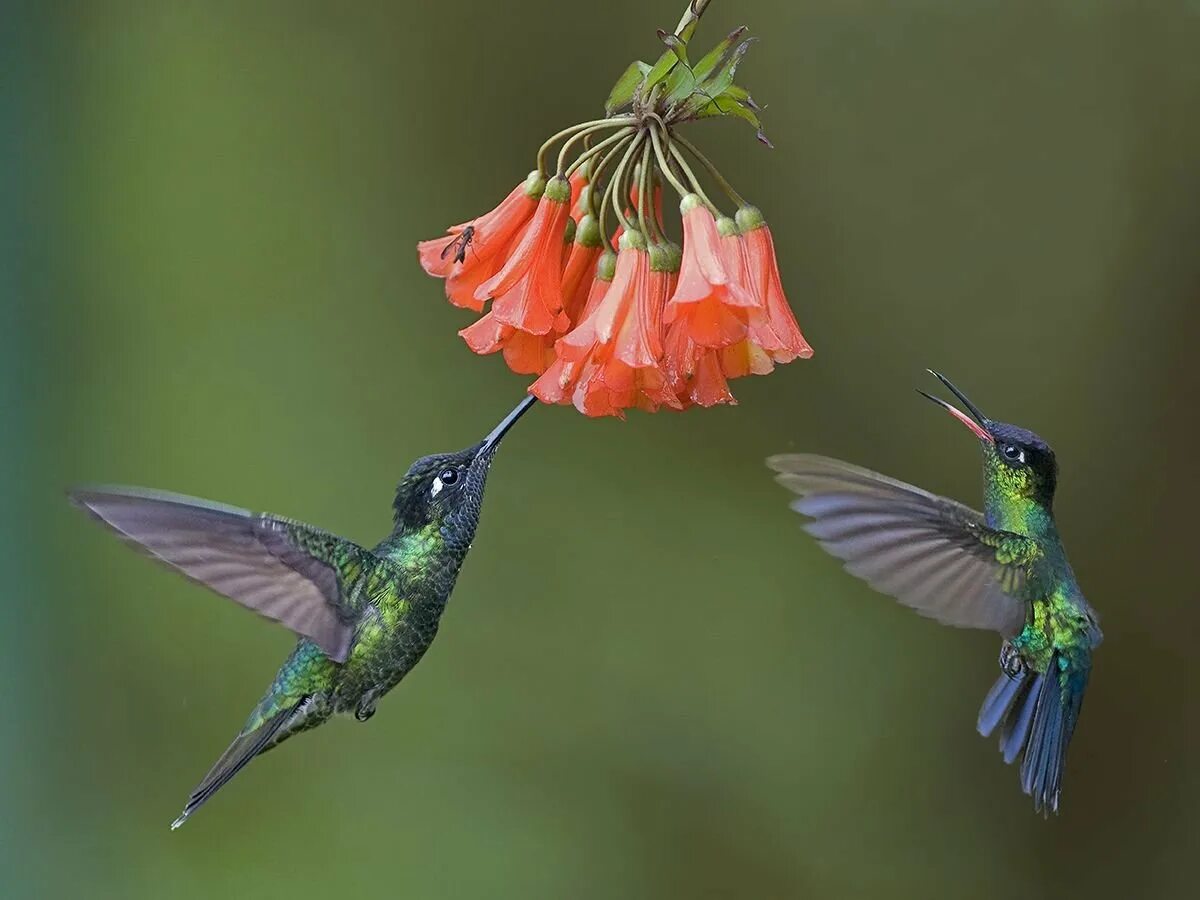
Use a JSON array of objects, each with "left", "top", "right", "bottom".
[{"left": 430, "top": 477, "right": 443, "bottom": 497}]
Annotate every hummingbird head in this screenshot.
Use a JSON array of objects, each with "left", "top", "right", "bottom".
[
  {"left": 919, "top": 370, "right": 1058, "bottom": 508},
  {"left": 392, "top": 395, "right": 536, "bottom": 551}
]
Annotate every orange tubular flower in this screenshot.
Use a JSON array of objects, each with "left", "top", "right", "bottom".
[
  {"left": 458, "top": 313, "right": 558, "bottom": 376},
  {"left": 664, "top": 195, "right": 756, "bottom": 348},
  {"left": 568, "top": 171, "right": 589, "bottom": 213},
  {"left": 418, "top": 171, "right": 545, "bottom": 311},
  {"left": 600, "top": 241, "right": 681, "bottom": 413},
  {"left": 532, "top": 233, "right": 677, "bottom": 416},
  {"left": 530, "top": 250, "right": 617, "bottom": 408},
  {"left": 736, "top": 205, "right": 814, "bottom": 362},
  {"left": 475, "top": 175, "right": 572, "bottom": 335},
  {"left": 561, "top": 214, "right": 604, "bottom": 325},
  {"left": 664, "top": 320, "right": 737, "bottom": 408}
]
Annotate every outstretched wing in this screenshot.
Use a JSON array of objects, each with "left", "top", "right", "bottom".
[
  {"left": 767, "top": 454, "right": 1039, "bottom": 636},
  {"left": 70, "top": 486, "right": 372, "bottom": 662}
]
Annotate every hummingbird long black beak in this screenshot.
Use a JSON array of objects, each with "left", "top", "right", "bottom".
[
  {"left": 917, "top": 369, "right": 994, "bottom": 443},
  {"left": 479, "top": 394, "right": 537, "bottom": 455}
]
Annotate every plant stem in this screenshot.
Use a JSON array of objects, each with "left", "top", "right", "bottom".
[
  {"left": 564, "top": 127, "right": 635, "bottom": 178},
  {"left": 668, "top": 140, "right": 719, "bottom": 213},
  {"left": 649, "top": 122, "right": 690, "bottom": 199},
  {"left": 674, "top": 0, "right": 713, "bottom": 42},
  {"left": 586, "top": 133, "right": 635, "bottom": 221},
  {"left": 671, "top": 132, "right": 745, "bottom": 207},
  {"left": 637, "top": 140, "right": 660, "bottom": 241},
  {"left": 536, "top": 117, "right": 636, "bottom": 176},
  {"left": 608, "top": 133, "right": 646, "bottom": 234}
]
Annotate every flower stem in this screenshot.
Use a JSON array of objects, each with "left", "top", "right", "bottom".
[
  {"left": 608, "top": 132, "right": 646, "bottom": 234},
  {"left": 668, "top": 140, "right": 719, "bottom": 214},
  {"left": 671, "top": 132, "right": 745, "bottom": 207},
  {"left": 674, "top": 0, "right": 713, "bottom": 42},
  {"left": 587, "top": 133, "right": 635, "bottom": 219},
  {"left": 649, "top": 122, "right": 690, "bottom": 199},
  {"left": 637, "top": 139, "right": 662, "bottom": 242},
  {"left": 536, "top": 117, "right": 636, "bottom": 177},
  {"left": 564, "top": 126, "right": 635, "bottom": 178}
]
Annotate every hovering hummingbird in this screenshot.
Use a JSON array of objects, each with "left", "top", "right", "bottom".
[
  {"left": 70, "top": 394, "right": 536, "bottom": 829},
  {"left": 768, "top": 371, "right": 1100, "bottom": 815}
]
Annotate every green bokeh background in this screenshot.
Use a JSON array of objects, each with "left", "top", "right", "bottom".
[{"left": 5, "top": 1, "right": 1199, "bottom": 897}]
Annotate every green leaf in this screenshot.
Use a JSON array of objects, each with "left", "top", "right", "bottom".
[
  {"left": 691, "top": 26, "right": 747, "bottom": 83},
  {"left": 698, "top": 35, "right": 757, "bottom": 99},
  {"left": 660, "top": 27, "right": 747, "bottom": 109},
  {"left": 720, "top": 83, "right": 760, "bottom": 110},
  {"left": 643, "top": 44, "right": 682, "bottom": 96},
  {"left": 656, "top": 29, "right": 690, "bottom": 66},
  {"left": 691, "top": 88, "right": 772, "bottom": 147},
  {"left": 605, "top": 60, "right": 651, "bottom": 114}
]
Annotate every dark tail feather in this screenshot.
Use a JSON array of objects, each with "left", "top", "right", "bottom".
[
  {"left": 977, "top": 655, "right": 1087, "bottom": 816},
  {"left": 1001, "top": 672, "right": 1042, "bottom": 765},
  {"left": 977, "top": 668, "right": 1029, "bottom": 738},
  {"left": 170, "top": 699, "right": 306, "bottom": 830}
]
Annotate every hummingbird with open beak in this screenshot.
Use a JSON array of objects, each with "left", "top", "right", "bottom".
[
  {"left": 768, "top": 371, "right": 1100, "bottom": 815},
  {"left": 70, "top": 395, "right": 536, "bottom": 829}
]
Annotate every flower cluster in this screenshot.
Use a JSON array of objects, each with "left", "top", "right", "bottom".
[{"left": 418, "top": 1, "right": 812, "bottom": 416}]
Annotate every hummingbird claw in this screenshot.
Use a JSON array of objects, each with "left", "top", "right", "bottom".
[
  {"left": 354, "top": 696, "right": 378, "bottom": 722},
  {"left": 999, "top": 641, "right": 1027, "bottom": 679}
]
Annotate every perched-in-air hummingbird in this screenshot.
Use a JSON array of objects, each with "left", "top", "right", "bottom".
[
  {"left": 768, "top": 371, "right": 1100, "bottom": 815},
  {"left": 70, "top": 395, "right": 536, "bottom": 829}
]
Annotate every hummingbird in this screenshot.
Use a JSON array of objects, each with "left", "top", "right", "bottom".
[
  {"left": 767, "top": 371, "right": 1100, "bottom": 815},
  {"left": 70, "top": 394, "right": 536, "bottom": 829}
]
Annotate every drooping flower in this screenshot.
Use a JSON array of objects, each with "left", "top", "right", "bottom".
[
  {"left": 474, "top": 175, "right": 572, "bottom": 335},
  {"left": 532, "top": 233, "right": 678, "bottom": 416},
  {"left": 664, "top": 319, "right": 737, "bottom": 408},
  {"left": 736, "top": 205, "right": 813, "bottom": 362},
  {"left": 561, "top": 214, "right": 605, "bottom": 324},
  {"left": 418, "top": 2, "right": 813, "bottom": 416},
  {"left": 663, "top": 195, "right": 756, "bottom": 348},
  {"left": 418, "top": 171, "right": 545, "bottom": 311},
  {"left": 530, "top": 250, "right": 617, "bottom": 409}
]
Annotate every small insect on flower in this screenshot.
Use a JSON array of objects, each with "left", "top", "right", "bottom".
[
  {"left": 418, "top": 0, "right": 813, "bottom": 416},
  {"left": 440, "top": 224, "right": 476, "bottom": 265}
]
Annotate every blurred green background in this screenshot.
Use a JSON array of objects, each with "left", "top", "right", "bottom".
[{"left": 4, "top": 1, "right": 1200, "bottom": 896}]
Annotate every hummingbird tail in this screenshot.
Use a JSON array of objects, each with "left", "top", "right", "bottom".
[
  {"left": 976, "top": 655, "right": 1087, "bottom": 816},
  {"left": 170, "top": 698, "right": 308, "bottom": 830}
]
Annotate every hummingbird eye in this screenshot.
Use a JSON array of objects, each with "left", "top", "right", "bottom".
[
  {"left": 429, "top": 467, "right": 459, "bottom": 498},
  {"left": 1001, "top": 444, "right": 1026, "bottom": 464}
]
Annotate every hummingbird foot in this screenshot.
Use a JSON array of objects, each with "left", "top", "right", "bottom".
[
  {"left": 354, "top": 695, "right": 378, "bottom": 722},
  {"left": 999, "top": 641, "right": 1027, "bottom": 679}
]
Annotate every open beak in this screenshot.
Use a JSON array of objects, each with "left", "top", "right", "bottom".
[
  {"left": 479, "top": 394, "right": 537, "bottom": 455},
  {"left": 917, "top": 369, "right": 993, "bottom": 443}
]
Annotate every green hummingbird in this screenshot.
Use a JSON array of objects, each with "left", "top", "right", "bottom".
[
  {"left": 768, "top": 371, "right": 1100, "bottom": 815},
  {"left": 70, "top": 394, "right": 536, "bottom": 829}
]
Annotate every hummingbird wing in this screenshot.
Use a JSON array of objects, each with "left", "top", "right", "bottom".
[
  {"left": 70, "top": 486, "right": 370, "bottom": 662},
  {"left": 767, "top": 454, "right": 1039, "bottom": 636}
]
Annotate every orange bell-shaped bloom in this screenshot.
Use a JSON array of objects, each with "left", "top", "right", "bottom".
[
  {"left": 529, "top": 250, "right": 617, "bottom": 407},
  {"left": 458, "top": 312, "right": 557, "bottom": 376},
  {"left": 664, "top": 196, "right": 756, "bottom": 348},
  {"left": 736, "top": 205, "right": 813, "bottom": 362},
  {"left": 664, "top": 318, "right": 737, "bottom": 408},
  {"left": 560, "top": 214, "right": 604, "bottom": 328},
  {"left": 418, "top": 171, "right": 545, "bottom": 312},
  {"left": 474, "top": 176, "right": 572, "bottom": 335},
  {"left": 531, "top": 233, "right": 677, "bottom": 416}
]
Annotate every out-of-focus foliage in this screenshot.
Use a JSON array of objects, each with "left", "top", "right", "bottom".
[{"left": 3, "top": 1, "right": 1199, "bottom": 897}]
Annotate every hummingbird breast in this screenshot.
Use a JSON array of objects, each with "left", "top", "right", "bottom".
[{"left": 330, "top": 592, "right": 448, "bottom": 713}]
